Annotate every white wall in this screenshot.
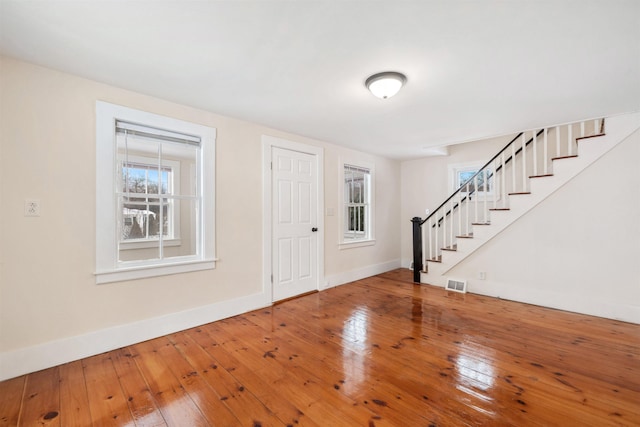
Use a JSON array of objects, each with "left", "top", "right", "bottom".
[
  {"left": 447, "top": 129, "right": 640, "bottom": 323},
  {"left": 0, "top": 56, "right": 401, "bottom": 379}
]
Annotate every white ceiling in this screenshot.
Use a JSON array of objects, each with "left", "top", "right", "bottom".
[{"left": 1, "top": 1, "right": 638, "bottom": 160}]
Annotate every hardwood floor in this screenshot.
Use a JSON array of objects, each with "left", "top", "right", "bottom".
[{"left": 1, "top": 269, "right": 639, "bottom": 426}]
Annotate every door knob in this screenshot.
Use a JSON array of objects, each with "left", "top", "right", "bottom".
[{"left": 311, "top": 227, "right": 318, "bottom": 232}]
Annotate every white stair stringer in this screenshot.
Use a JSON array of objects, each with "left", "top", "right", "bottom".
[{"left": 421, "top": 111, "right": 640, "bottom": 287}]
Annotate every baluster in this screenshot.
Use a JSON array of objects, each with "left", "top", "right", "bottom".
[
  {"left": 580, "top": 121, "right": 585, "bottom": 138},
  {"left": 501, "top": 151, "right": 506, "bottom": 207},
  {"left": 483, "top": 168, "right": 488, "bottom": 223},
  {"left": 511, "top": 141, "right": 516, "bottom": 193},
  {"left": 522, "top": 132, "right": 527, "bottom": 191},
  {"left": 474, "top": 175, "right": 479, "bottom": 223},
  {"left": 556, "top": 125, "right": 560, "bottom": 158},
  {"left": 458, "top": 192, "right": 462, "bottom": 239},
  {"left": 434, "top": 215, "right": 438, "bottom": 260},
  {"left": 533, "top": 130, "right": 538, "bottom": 176},
  {"left": 428, "top": 218, "right": 433, "bottom": 261},
  {"left": 449, "top": 200, "right": 454, "bottom": 248},
  {"left": 567, "top": 124, "right": 573, "bottom": 156},
  {"left": 443, "top": 205, "right": 447, "bottom": 249},
  {"left": 493, "top": 158, "right": 504, "bottom": 209},
  {"left": 421, "top": 220, "right": 427, "bottom": 271},
  {"left": 465, "top": 192, "right": 469, "bottom": 236},
  {"left": 543, "top": 128, "right": 548, "bottom": 175},
  {"left": 593, "top": 119, "right": 598, "bottom": 135}
]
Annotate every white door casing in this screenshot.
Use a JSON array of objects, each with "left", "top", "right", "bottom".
[{"left": 262, "top": 136, "right": 324, "bottom": 303}]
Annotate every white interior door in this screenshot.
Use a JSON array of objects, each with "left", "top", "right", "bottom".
[{"left": 272, "top": 147, "right": 318, "bottom": 302}]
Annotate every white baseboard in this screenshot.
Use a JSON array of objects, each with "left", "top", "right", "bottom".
[
  {"left": 468, "top": 280, "right": 640, "bottom": 325},
  {"left": 323, "top": 259, "right": 401, "bottom": 289},
  {"left": 0, "top": 291, "right": 270, "bottom": 381}
]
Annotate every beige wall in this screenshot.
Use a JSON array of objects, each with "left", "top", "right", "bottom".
[{"left": 0, "top": 56, "right": 401, "bottom": 358}]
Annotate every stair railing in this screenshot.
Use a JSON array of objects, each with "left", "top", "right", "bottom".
[{"left": 411, "top": 118, "right": 604, "bottom": 283}]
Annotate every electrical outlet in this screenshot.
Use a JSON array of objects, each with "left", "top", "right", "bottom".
[
  {"left": 24, "top": 199, "right": 40, "bottom": 217},
  {"left": 479, "top": 271, "right": 486, "bottom": 280}
]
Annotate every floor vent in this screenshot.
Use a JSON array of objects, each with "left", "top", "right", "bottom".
[{"left": 446, "top": 278, "right": 467, "bottom": 293}]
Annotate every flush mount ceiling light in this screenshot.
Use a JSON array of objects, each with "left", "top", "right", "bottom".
[{"left": 365, "top": 71, "right": 407, "bottom": 99}]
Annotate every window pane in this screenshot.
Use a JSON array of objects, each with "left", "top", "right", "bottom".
[
  {"left": 166, "top": 143, "right": 198, "bottom": 197},
  {"left": 118, "top": 199, "right": 160, "bottom": 262},
  {"left": 162, "top": 199, "right": 198, "bottom": 259}
]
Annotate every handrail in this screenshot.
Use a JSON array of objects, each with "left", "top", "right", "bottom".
[
  {"left": 422, "top": 129, "right": 547, "bottom": 227},
  {"left": 428, "top": 129, "right": 546, "bottom": 227}
]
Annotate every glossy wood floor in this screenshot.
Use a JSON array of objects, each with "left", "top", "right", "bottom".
[{"left": 2, "top": 269, "right": 639, "bottom": 426}]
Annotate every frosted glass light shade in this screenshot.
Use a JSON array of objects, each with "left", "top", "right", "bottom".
[{"left": 365, "top": 72, "right": 407, "bottom": 99}]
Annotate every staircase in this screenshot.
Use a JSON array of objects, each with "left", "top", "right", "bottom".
[{"left": 415, "top": 112, "right": 640, "bottom": 287}]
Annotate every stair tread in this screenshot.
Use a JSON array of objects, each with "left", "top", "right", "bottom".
[
  {"left": 471, "top": 222, "right": 491, "bottom": 225},
  {"left": 508, "top": 192, "right": 531, "bottom": 195},
  {"left": 441, "top": 245, "right": 457, "bottom": 251},
  {"left": 529, "top": 173, "right": 554, "bottom": 178},
  {"left": 489, "top": 208, "right": 510, "bottom": 211},
  {"left": 426, "top": 256, "right": 442, "bottom": 263},
  {"left": 456, "top": 233, "right": 474, "bottom": 238},
  {"left": 576, "top": 133, "right": 605, "bottom": 141},
  {"left": 551, "top": 155, "right": 578, "bottom": 161}
]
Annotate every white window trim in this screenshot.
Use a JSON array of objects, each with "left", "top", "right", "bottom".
[
  {"left": 96, "top": 101, "right": 216, "bottom": 284},
  {"left": 448, "top": 161, "right": 496, "bottom": 200},
  {"left": 339, "top": 159, "right": 375, "bottom": 249},
  {"left": 118, "top": 154, "right": 181, "bottom": 249}
]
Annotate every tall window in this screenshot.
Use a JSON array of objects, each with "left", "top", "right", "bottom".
[
  {"left": 342, "top": 164, "right": 373, "bottom": 243},
  {"left": 96, "top": 102, "right": 216, "bottom": 284}
]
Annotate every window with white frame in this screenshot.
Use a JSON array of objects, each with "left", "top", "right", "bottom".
[
  {"left": 342, "top": 163, "right": 374, "bottom": 244},
  {"left": 450, "top": 163, "right": 494, "bottom": 196},
  {"left": 96, "top": 102, "right": 216, "bottom": 284}
]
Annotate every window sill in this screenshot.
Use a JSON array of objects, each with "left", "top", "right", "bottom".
[
  {"left": 95, "top": 258, "right": 216, "bottom": 284},
  {"left": 339, "top": 239, "right": 376, "bottom": 250},
  {"left": 119, "top": 238, "right": 182, "bottom": 250}
]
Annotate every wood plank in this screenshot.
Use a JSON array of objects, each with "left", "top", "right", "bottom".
[
  {"left": 58, "top": 361, "right": 92, "bottom": 427},
  {"left": 200, "top": 320, "right": 379, "bottom": 426},
  {"left": 168, "top": 331, "right": 286, "bottom": 426},
  {"left": 17, "top": 367, "right": 60, "bottom": 426},
  {"left": 131, "top": 338, "right": 209, "bottom": 426},
  {"left": 83, "top": 353, "right": 135, "bottom": 426},
  {"left": 147, "top": 335, "right": 243, "bottom": 426},
  {"left": 110, "top": 347, "right": 167, "bottom": 427},
  {"left": 0, "top": 375, "right": 25, "bottom": 427}
]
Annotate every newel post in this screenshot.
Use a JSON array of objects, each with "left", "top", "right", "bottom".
[{"left": 411, "top": 217, "right": 423, "bottom": 283}]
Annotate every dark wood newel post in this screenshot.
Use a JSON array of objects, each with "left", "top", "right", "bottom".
[{"left": 411, "top": 217, "right": 423, "bottom": 283}]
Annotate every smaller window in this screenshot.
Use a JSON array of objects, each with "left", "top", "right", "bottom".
[
  {"left": 450, "top": 163, "right": 494, "bottom": 197},
  {"left": 341, "top": 163, "right": 374, "bottom": 245}
]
